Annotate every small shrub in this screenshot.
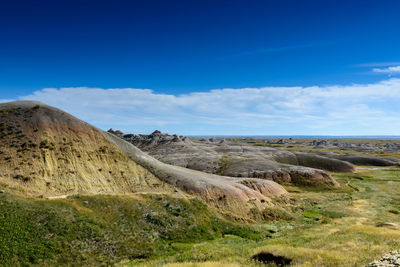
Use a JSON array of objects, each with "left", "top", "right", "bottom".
[
  {"left": 262, "top": 207, "right": 294, "bottom": 221},
  {"left": 21, "top": 142, "right": 29, "bottom": 149},
  {"left": 302, "top": 210, "right": 321, "bottom": 220},
  {"left": 29, "top": 143, "right": 37, "bottom": 148},
  {"left": 40, "top": 140, "right": 49, "bottom": 148},
  {"left": 319, "top": 209, "right": 347, "bottom": 218},
  {"left": 389, "top": 209, "right": 400, "bottom": 214},
  {"left": 223, "top": 227, "right": 263, "bottom": 240},
  {"left": 98, "top": 146, "right": 108, "bottom": 153},
  {"left": 39, "top": 139, "right": 54, "bottom": 149}
]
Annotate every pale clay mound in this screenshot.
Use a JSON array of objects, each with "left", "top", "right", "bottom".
[
  {"left": 104, "top": 132, "right": 287, "bottom": 216},
  {"left": 115, "top": 130, "right": 341, "bottom": 187},
  {"left": 0, "top": 101, "right": 287, "bottom": 218}
]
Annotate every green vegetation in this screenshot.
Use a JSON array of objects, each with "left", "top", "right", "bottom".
[
  {"left": 216, "top": 155, "right": 230, "bottom": 175},
  {"left": 126, "top": 166, "right": 400, "bottom": 266},
  {"left": 261, "top": 207, "right": 295, "bottom": 221},
  {"left": 3, "top": 165, "right": 400, "bottom": 266},
  {"left": 98, "top": 145, "right": 108, "bottom": 153},
  {"left": 39, "top": 139, "right": 55, "bottom": 150},
  {"left": 0, "top": 192, "right": 267, "bottom": 266},
  {"left": 388, "top": 209, "right": 400, "bottom": 214},
  {"left": 2, "top": 129, "right": 400, "bottom": 266}
]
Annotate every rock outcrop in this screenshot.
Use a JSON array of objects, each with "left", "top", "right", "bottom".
[
  {"left": 315, "top": 151, "right": 399, "bottom": 166},
  {"left": 294, "top": 152, "right": 355, "bottom": 172},
  {"left": 112, "top": 131, "right": 342, "bottom": 187},
  {"left": 104, "top": 132, "right": 287, "bottom": 216},
  {"left": 366, "top": 250, "right": 400, "bottom": 267},
  {"left": 116, "top": 130, "right": 187, "bottom": 149},
  {"left": 0, "top": 101, "right": 170, "bottom": 196},
  {"left": 0, "top": 101, "right": 288, "bottom": 219}
]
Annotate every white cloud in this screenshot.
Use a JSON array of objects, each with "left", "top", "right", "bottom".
[
  {"left": 356, "top": 62, "right": 400, "bottom": 67},
  {"left": 0, "top": 99, "right": 17, "bottom": 103},
  {"left": 18, "top": 78, "right": 400, "bottom": 135},
  {"left": 373, "top": 65, "right": 400, "bottom": 75}
]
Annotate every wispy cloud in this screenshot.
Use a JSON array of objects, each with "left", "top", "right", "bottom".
[
  {"left": 372, "top": 65, "right": 400, "bottom": 76},
  {"left": 0, "top": 98, "right": 16, "bottom": 104},
  {"left": 16, "top": 78, "right": 400, "bottom": 135}
]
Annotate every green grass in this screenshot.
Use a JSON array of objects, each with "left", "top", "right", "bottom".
[
  {"left": 216, "top": 155, "right": 230, "bottom": 175},
  {"left": 3, "top": 147, "right": 400, "bottom": 266},
  {"left": 0, "top": 193, "right": 267, "bottom": 266},
  {"left": 125, "top": 165, "right": 400, "bottom": 266}
]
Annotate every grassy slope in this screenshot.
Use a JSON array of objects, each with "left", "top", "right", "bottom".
[
  {"left": 130, "top": 166, "right": 400, "bottom": 267},
  {"left": 3, "top": 165, "right": 400, "bottom": 266},
  {"left": 0, "top": 191, "right": 266, "bottom": 266},
  {"left": 3, "top": 133, "right": 400, "bottom": 267}
]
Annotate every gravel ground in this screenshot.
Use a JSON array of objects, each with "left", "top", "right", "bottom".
[{"left": 366, "top": 250, "right": 400, "bottom": 266}]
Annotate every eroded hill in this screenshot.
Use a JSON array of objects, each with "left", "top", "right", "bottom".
[
  {"left": 0, "top": 101, "right": 172, "bottom": 196},
  {"left": 0, "top": 101, "right": 288, "bottom": 220},
  {"left": 109, "top": 130, "right": 342, "bottom": 187}
]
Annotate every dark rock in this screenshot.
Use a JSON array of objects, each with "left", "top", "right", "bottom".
[
  {"left": 107, "top": 128, "right": 124, "bottom": 136},
  {"left": 252, "top": 252, "right": 292, "bottom": 266},
  {"left": 151, "top": 130, "right": 162, "bottom": 136},
  {"left": 311, "top": 140, "right": 329, "bottom": 146}
]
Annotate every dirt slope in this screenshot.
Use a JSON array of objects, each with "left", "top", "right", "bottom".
[
  {"left": 0, "top": 101, "right": 287, "bottom": 218},
  {"left": 115, "top": 131, "right": 341, "bottom": 187},
  {"left": 0, "top": 101, "right": 172, "bottom": 196},
  {"left": 104, "top": 132, "right": 287, "bottom": 215}
]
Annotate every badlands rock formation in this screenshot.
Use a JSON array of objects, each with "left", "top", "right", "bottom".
[
  {"left": 0, "top": 101, "right": 287, "bottom": 219},
  {"left": 111, "top": 130, "right": 343, "bottom": 187},
  {"left": 0, "top": 101, "right": 169, "bottom": 196},
  {"left": 314, "top": 151, "right": 399, "bottom": 166}
]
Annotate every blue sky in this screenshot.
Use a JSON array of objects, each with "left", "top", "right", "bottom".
[{"left": 1, "top": 0, "right": 400, "bottom": 135}]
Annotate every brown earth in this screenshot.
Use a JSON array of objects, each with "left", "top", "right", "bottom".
[
  {"left": 116, "top": 131, "right": 342, "bottom": 187},
  {"left": 0, "top": 101, "right": 288, "bottom": 219}
]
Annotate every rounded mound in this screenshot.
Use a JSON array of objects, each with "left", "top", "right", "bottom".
[{"left": 0, "top": 101, "right": 289, "bottom": 220}]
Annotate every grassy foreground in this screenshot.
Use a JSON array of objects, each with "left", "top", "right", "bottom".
[
  {"left": 128, "top": 166, "right": 400, "bottom": 266},
  {"left": 0, "top": 192, "right": 265, "bottom": 266},
  {"left": 1, "top": 166, "right": 400, "bottom": 266}
]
